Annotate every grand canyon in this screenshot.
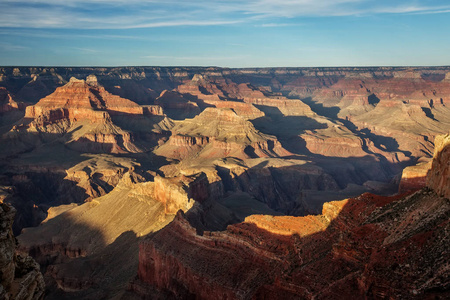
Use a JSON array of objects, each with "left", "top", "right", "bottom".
[{"left": 0, "top": 66, "right": 449, "bottom": 299}]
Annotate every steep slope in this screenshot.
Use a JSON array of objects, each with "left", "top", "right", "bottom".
[
  {"left": 17, "top": 172, "right": 174, "bottom": 299},
  {"left": 351, "top": 99, "right": 449, "bottom": 159},
  {"left": 2, "top": 76, "right": 171, "bottom": 157},
  {"left": 0, "top": 77, "right": 174, "bottom": 234},
  {"left": 133, "top": 133, "right": 450, "bottom": 299},
  {"left": 0, "top": 201, "right": 44, "bottom": 300},
  {"left": 155, "top": 107, "right": 289, "bottom": 160},
  {"left": 427, "top": 133, "right": 450, "bottom": 198},
  {"left": 16, "top": 169, "right": 241, "bottom": 299},
  {"left": 2, "top": 151, "right": 141, "bottom": 234}
]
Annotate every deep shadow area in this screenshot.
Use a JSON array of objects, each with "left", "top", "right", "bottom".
[
  {"left": 300, "top": 96, "right": 341, "bottom": 119},
  {"left": 1, "top": 171, "right": 91, "bottom": 235},
  {"left": 421, "top": 107, "right": 437, "bottom": 121},
  {"left": 368, "top": 93, "right": 380, "bottom": 105},
  {"left": 0, "top": 124, "right": 171, "bottom": 235}
]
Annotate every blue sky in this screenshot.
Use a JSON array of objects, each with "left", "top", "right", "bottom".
[{"left": 0, "top": 0, "right": 449, "bottom": 67}]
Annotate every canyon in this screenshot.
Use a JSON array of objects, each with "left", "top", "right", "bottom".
[{"left": 0, "top": 66, "right": 449, "bottom": 299}]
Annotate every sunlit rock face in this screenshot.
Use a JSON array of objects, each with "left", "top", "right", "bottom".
[
  {"left": 134, "top": 134, "right": 450, "bottom": 299},
  {"left": 1, "top": 67, "right": 450, "bottom": 299},
  {"left": 398, "top": 161, "right": 431, "bottom": 194},
  {"left": 7, "top": 75, "right": 171, "bottom": 155},
  {"left": 427, "top": 133, "right": 450, "bottom": 198},
  {"left": 24, "top": 76, "right": 161, "bottom": 120}
]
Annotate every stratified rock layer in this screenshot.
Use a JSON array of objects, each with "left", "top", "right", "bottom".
[
  {"left": 134, "top": 134, "right": 450, "bottom": 299},
  {"left": 135, "top": 190, "right": 449, "bottom": 299}
]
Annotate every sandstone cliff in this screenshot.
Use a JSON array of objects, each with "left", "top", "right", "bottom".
[
  {"left": 2, "top": 75, "right": 171, "bottom": 156},
  {"left": 16, "top": 169, "right": 237, "bottom": 299},
  {"left": 2, "top": 66, "right": 450, "bottom": 299},
  {"left": 133, "top": 133, "right": 450, "bottom": 299},
  {"left": 427, "top": 133, "right": 450, "bottom": 198},
  {"left": 155, "top": 107, "right": 288, "bottom": 160}
]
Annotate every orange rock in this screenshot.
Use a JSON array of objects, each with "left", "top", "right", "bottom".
[{"left": 427, "top": 133, "right": 450, "bottom": 198}]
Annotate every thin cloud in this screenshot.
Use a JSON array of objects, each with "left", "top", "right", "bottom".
[
  {"left": 123, "top": 20, "right": 242, "bottom": 29},
  {"left": 258, "top": 23, "right": 300, "bottom": 27},
  {"left": 142, "top": 55, "right": 250, "bottom": 61},
  {"left": 0, "top": 42, "right": 29, "bottom": 51},
  {"left": 70, "top": 47, "right": 100, "bottom": 53},
  {"left": 1, "top": 1, "right": 450, "bottom": 29}
]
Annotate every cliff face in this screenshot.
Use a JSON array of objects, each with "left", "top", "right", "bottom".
[
  {"left": 24, "top": 76, "right": 152, "bottom": 120},
  {"left": 154, "top": 173, "right": 209, "bottom": 214},
  {"left": 133, "top": 134, "right": 450, "bottom": 299},
  {"left": 427, "top": 133, "right": 450, "bottom": 198},
  {"left": 2, "top": 66, "right": 450, "bottom": 299},
  {"left": 16, "top": 172, "right": 175, "bottom": 298},
  {"left": 155, "top": 107, "right": 288, "bottom": 160},
  {"left": 4, "top": 75, "right": 171, "bottom": 156},
  {"left": 135, "top": 190, "right": 449, "bottom": 299},
  {"left": 0, "top": 202, "right": 44, "bottom": 300}
]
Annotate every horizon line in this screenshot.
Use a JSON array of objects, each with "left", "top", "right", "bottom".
[{"left": 1, "top": 65, "right": 450, "bottom": 69}]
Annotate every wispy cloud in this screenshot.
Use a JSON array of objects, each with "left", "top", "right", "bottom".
[
  {"left": 70, "top": 47, "right": 100, "bottom": 53},
  {"left": 258, "top": 23, "right": 300, "bottom": 27},
  {"left": 142, "top": 55, "right": 250, "bottom": 61},
  {"left": 1, "top": 1, "right": 449, "bottom": 29},
  {"left": 0, "top": 42, "right": 29, "bottom": 51},
  {"left": 123, "top": 20, "right": 242, "bottom": 29}
]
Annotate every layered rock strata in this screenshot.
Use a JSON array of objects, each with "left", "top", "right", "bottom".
[{"left": 133, "top": 134, "right": 450, "bottom": 299}]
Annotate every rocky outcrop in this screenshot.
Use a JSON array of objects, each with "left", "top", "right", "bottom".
[
  {"left": 202, "top": 100, "right": 265, "bottom": 120},
  {"left": 2, "top": 156, "right": 139, "bottom": 234},
  {"left": 16, "top": 172, "right": 175, "bottom": 298},
  {"left": 301, "top": 131, "right": 367, "bottom": 157},
  {"left": 156, "top": 107, "right": 289, "bottom": 160},
  {"left": 5, "top": 76, "right": 171, "bottom": 155},
  {"left": 0, "top": 87, "right": 24, "bottom": 113},
  {"left": 24, "top": 76, "right": 159, "bottom": 120},
  {"left": 427, "top": 133, "right": 450, "bottom": 198},
  {"left": 133, "top": 129, "right": 450, "bottom": 299},
  {"left": 177, "top": 74, "right": 222, "bottom": 101},
  {"left": 398, "top": 161, "right": 431, "bottom": 193},
  {"left": 134, "top": 189, "right": 449, "bottom": 299},
  {"left": 243, "top": 97, "right": 315, "bottom": 117},
  {"left": 154, "top": 173, "right": 209, "bottom": 214},
  {"left": 0, "top": 203, "right": 44, "bottom": 300}
]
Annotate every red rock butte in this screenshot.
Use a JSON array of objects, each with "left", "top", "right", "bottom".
[{"left": 25, "top": 76, "right": 163, "bottom": 123}]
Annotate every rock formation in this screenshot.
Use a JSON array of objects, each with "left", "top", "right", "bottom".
[
  {"left": 398, "top": 161, "right": 431, "bottom": 193},
  {"left": 1, "top": 66, "right": 450, "bottom": 299},
  {"left": 24, "top": 76, "right": 158, "bottom": 120},
  {"left": 155, "top": 107, "right": 289, "bottom": 160},
  {"left": 0, "top": 202, "right": 44, "bottom": 300},
  {"left": 16, "top": 169, "right": 238, "bottom": 299},
  {"left": 133, "top": 133, "right": 450, "bottom": 299},
  {"left": 3, "top": 75, "right": 171, "bottom": 156},
  {"left": 0, "top": 87, "right": 23, "bottom": 113},
  {"left": 154, "top": 173, "right": 209, "bottom": 214},
  {"left": 427, "top": 133, "right": 450, "bottom": 198}
]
